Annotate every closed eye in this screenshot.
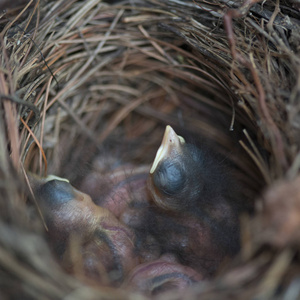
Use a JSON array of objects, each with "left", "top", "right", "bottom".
[{"left": 153, "top": 160, "right": 186, "bottom": 196}]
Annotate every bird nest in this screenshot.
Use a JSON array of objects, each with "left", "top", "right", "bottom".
[{"left": 0, "top": 0, "right": 300, "bottom": 299}]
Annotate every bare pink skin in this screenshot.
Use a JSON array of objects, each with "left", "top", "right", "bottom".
[
  {"left": 80, "top": 165, "right": 150, "bottom": 220},
  {"left": 103, "top": 174, "right": 149, "bottom": 219},
  {"left": 123, "top": 254, "right": 204, "bottom": 296}
]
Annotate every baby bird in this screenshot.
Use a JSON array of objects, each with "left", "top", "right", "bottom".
[
  {"left": 147, "top": 126, "right": 241, "bottom": 276},
  {"left": 30, "top": 175, "right": 138, "bottom": 285}
]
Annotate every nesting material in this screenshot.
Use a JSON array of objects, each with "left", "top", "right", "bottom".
[{"left": 0, "top": 0, "right": 300, "bottom": 299}]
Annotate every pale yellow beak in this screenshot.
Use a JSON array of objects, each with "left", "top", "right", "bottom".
[
  {"left": 150, "top": 125, "right": 185, "bottom": 174},
  {"left": 44, "top": 175, "right": 69, "bottom": 183}
]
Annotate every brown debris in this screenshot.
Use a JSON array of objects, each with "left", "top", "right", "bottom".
[{"left": 259, "top": 176, "right": 300, "bottom": 248}]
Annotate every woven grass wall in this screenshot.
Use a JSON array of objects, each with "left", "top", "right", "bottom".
[{"left": 0, "top": 0, "right": 299, "bottom": 299}]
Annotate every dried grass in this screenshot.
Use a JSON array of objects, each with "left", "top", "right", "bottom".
[{"left": 0, "top": 0, "right": 299, "bottom": 299}]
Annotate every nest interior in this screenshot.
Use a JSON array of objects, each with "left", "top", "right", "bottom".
[{"left": 0, "top": 0, "right": 300, "bottom": 299}]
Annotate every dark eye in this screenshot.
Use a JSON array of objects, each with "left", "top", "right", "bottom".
[
  {"left": 37, "top": 180, "right": 75, "bottom": 206},
  {"left": 153, "top": 161, "right": 186, "bottom": 195}
]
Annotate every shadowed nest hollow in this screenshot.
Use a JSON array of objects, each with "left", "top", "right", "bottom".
[{"left": 0, "top": 0, "right": 300, "bottom": 299}]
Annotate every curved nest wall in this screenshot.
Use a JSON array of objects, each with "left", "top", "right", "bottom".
[{"left": 0, "top": 0, "right": 299, "bottom": 299}]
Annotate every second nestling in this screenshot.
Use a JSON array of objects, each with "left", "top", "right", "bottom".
[
  {"left": 30, "top": 175, "right": 138, "bottom": 285},
  {"left": 146, "top": 125, "right": 241, "bottom": 276}
]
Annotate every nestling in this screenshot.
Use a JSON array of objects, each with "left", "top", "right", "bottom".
[
  {"left": 147, "top": 126, "right": 241, "bottom": 275},
  {"left": 30, "top": 175, "right": 138, "bottom": 285}
]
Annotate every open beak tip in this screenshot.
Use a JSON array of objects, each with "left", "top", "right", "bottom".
[
  {"left": 150, "top": 126, "right": 185, "bottom": 175},
  {"left": 163, "top": 125, "right": 175, "bottom": 144}
]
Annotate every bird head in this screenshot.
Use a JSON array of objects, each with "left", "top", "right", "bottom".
[
  {"left": 148, "top": 126, "right": 206, "bottom": 212},
  {"left": 30, "top": 175, "right": 108, "bottom": 236}
]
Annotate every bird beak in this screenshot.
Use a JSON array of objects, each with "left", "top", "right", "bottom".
[
  {"left": 44, "top": 175, "right": 69, "bottom": 183},
  {"left": 28, "top": 173, "right": 85, "bottom": 205},
  {"left": 28, "top": 173, "right": 69, "bottom": 187},
  {"left": 150, "top": 125, "right": 185, "bottom": 174}
]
